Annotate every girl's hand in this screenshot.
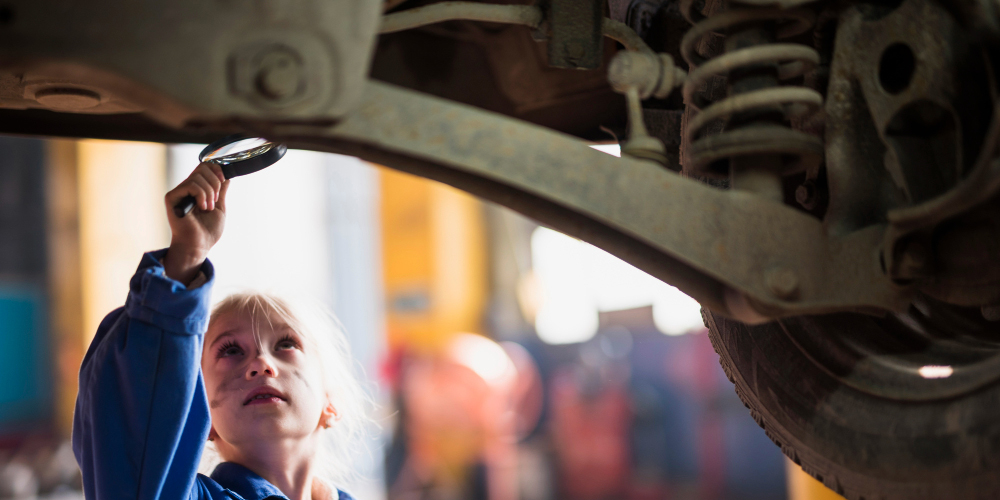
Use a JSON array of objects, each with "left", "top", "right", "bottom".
[{"left": 163, "top": 162, "right": 230, "bottom": 285}]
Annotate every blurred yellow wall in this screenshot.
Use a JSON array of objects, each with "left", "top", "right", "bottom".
[
  {"left": 77, "top": 140, "right": 169, "bottom": 344},
  {"left": 380, "top": 168, "right": 487, "bottom": 351},
  {"left": 787, "top": 459, "right": 847, "bottom": 500},
  {"left": 47, "top": 139, "right": 167, "bottom": 434}
]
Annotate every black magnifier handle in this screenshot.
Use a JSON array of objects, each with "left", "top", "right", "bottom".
[
  {"left": 172, "top": 136, "right": 286, "bottom": 218},
  {"left": 172, "top": 163, "right": 237, "bottom": 218},
  {"left": 173, "top": 194, "right": 202, "bottom": 219}
]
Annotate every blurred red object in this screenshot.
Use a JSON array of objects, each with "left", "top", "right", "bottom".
[
  {"left": 395, "top": 334, "right": 524, "bottom": 500},
  {"left": 550, "top": 369, "right": 631, "bottom": 499}
]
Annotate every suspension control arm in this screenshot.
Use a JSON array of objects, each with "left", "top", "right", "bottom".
[{"left": 273, "top": 81, "right": 910, "bottom": 322}]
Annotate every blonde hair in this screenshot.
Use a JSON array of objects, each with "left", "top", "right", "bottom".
[{"left": 198, "top": 291, "right": 373, "bottom": 489}]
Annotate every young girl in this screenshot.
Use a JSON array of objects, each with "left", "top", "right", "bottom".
[{"left": 72, "top": 162, "right": 368, "bottom": 500}]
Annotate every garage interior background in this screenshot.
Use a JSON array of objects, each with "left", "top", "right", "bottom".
[{"left": 0, "top": 136, "right": 841, "bottom": 500}]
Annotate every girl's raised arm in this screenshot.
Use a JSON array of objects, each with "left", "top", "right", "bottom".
[{"left": 72, "top": 163, "right": 230, "bottom": 500}]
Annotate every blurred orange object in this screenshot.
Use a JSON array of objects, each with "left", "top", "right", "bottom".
[{"left": 397, "top": 334, "right": 520, "bottom": 500}]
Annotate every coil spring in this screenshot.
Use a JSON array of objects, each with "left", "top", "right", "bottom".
[{"left": 679, "top": 0, "right": 824, "bottom": 181}]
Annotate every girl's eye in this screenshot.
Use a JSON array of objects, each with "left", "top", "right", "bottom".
[
  {"left": 216, "top": 341, "right": 243, "bottom": 359},
  {"left": 275, "top": 335, "right": 300, "bottom": 351}
]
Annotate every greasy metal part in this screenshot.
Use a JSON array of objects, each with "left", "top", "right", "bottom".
[
  {"left": 623, "top": 0, "right": 662, "bottom": 41},
  {"left": 371, "top": 11, "right": 623, "bottom": 141},
  {"left": 683, "top": 44, "right": 820, "bottom": 107},
  {"left": 383, "top": 0, "right": 413, "bottom": 12},
  {"left": 620, "top": 86, "right": 668, "bottom": 164},
  {"left": 946, "top": 0, "right": 1000, "bottom": 38},
  {"left": 381, "top": 2, "right": 670, "bottom": 164},
  {"left": 0, "top": 0, "right": 382, "bottom": 127},
  {"left": 273, "top": 81, "right": 910, "bottom": 321},
  {"left": 608, "top": 51, "right": 685, "bottom": 99},
  {"left": 607, "top": 50, "right": 686, "bottom": 165},
  {"left": 602, "top": 18, "right": 653, "bottom": 53},
  {"left": 888, "top": 127, "right": 1000, "bottom": 238},
  {"left": 984, "top": 304, "right": 1000, "bottom": 321},
  {"left": 675, "top": 0, "right": 829, "bottom": 312},
  {"left": 547, "top": 0, "right": 604, "bottom": 69},
  {"left": 824, "top": 0, "right": 999, "bottom": 306},
  {"left": 725, "top": 23, "right": 784, "bottom": 202},
  {"left": 680, "top": 3, "right": 824, "bottom": 178},
  {"left": 3, "top": 0, "right": 988, "bottom": 323},
  {"left": 379, "top": 2, "right": 543, "bottom": 33},
  {"left": 379, "top": 2, "right": 652, "bottom": 54}
]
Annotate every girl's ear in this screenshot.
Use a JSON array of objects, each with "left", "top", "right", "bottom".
[{"left": 320, "top": 401, "right": 340, "bottom": 429}]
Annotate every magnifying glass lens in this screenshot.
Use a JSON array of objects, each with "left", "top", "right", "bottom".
[
  {"left": 173, "top": 135, "right": 287, "bottom": 218},
  {"left": 202, "top": 137, "right": 279, "bottom": 165}
]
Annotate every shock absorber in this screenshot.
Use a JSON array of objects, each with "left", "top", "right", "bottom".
[{"left": 679, "top": 0, "right": 824, "bottom": 202}]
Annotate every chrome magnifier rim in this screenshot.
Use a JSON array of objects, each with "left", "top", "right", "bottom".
[
  {"left": 172, "top": 134, "right": 288, "bottom": 219},
  {"left": 198, "top": 134, "right": 288, "bottom": 178}
]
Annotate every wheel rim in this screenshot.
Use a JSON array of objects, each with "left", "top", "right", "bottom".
[{"left": 779, "top": 296, "right": 1000, "bottom": 401}]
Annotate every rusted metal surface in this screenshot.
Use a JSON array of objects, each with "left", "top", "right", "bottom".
[
  {"left": 275, "top": 81, "right": 909, "bottom": 321},
  {"left": 824, "top": 0, "right": 1000, "bottom": 308},
  {"left": 602, "top": 17, "right": 653, "bottom": 53},
  {"left": 0, "top": 0, "right": 383, "bottom": 126},
  {"left": 0, "top": 0, "right": 998, "bottom": 325},
  {"left": 378, "top": 2, "right": 651, "bottom": 53},
  {"left": 547, "top": 0, "right": 604, "bottom": 69},
  {"left": 371, "top": 21, "right": 623, "bottom": 141},
  {"left": 379, "top": 2, "right": 543, "bottom": 33},
  {"left": 680, "top": 2, "right": 823, "bottom": 179},
  {"left": 607, "top": 49, "right": 685, "bottom": 165}
]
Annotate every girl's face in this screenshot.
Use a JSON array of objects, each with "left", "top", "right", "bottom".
[{"left": 202, "top": 309, "right": 332, "bottom": 452}]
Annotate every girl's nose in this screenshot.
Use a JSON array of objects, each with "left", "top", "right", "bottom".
[{"left": 246, "top": 355, "right": 279, "bottom": 379}]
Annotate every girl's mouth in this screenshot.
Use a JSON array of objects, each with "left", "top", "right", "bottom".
[
  {"left": 244, "top": 394, "right": 283, "bottom": 406},
  {"left": 243, "top": 386, "right": 287, "bottom": 406}
]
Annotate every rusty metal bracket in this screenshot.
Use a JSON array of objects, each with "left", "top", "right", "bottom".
[
  {"left": 883, "top": 99, "right": 1000, "bottom": 254},
  {"left": 824, "top": 0, "right": 999, "bottom": 305},
  {"left": 547, "top": 0, "right": 604, "bottom": 69},
  {"left": 0, "top": 0, "right": 383, "bottom": 126},
  {"left": 272, "top": 81, "right": 910, "bottom": 322}
]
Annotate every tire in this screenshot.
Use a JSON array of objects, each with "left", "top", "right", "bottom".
[{"left": 704, "top": 299, "right": 1000, "bottom": 500}]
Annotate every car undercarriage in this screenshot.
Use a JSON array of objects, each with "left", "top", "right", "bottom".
[{"left": 2, "top": 0, "right": 1000, "bottom": 497}]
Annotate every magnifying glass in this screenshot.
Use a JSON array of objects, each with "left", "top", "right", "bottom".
[{"left": 173, "top": 135, "right": 288, "bottom": 218}]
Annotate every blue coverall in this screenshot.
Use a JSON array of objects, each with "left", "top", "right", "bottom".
[{"left": 72, "top": 249, "right": 355, "bottom": 500}]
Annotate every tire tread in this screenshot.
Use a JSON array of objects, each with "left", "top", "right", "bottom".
[{"left": 702, "top": 309, "right": 867, "bottom": 500}]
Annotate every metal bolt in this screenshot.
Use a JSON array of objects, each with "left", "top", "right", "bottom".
[
  {"left": 254, "top": 48, "right": 304, "bottom": 101},
  {"left": 902, "top": 241, "right": 928, "bottom": 267},
  {"left": 982, "top": 304, "right": 1000, "bottom": 322},
  {"left": 765, "top": 267, "right": 799, "bottom": 300},
  {"left": 530, "top": 21, "right": 549, "bottom": 42},
  {"left": 564, "top": 41, "right": 585, "bottom": 64},
  {"left": 884, "top": 239, "right": 931, "bottom": 283},
  {"left": 795, "top": 181, "right": 817, "bottom": 210},
  {"left": 895, "top": 241, "right": 928, "bottom": 280}
]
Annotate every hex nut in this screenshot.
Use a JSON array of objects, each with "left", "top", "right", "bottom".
[
  {"left": 765, "top": 267, "right": 799, "bottom": 300},
  {"left": 795, "top": 181, "right": 817, "bottom": 210},
  {"left": 888, "top": 240, "right": 930, "bottom": 281},
  {"left": 230, "top": 42, "right": 316, "bottom": 109},
  {"left": 982, "top": 304, "right": 1000, "bottom": 322},
  {"left": 253, "top": 48, "right": 305, "bottom": 102}
]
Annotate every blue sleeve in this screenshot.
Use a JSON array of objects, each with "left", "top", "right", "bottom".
[{"left": 73, "top": 249, "right": 216, "bottom": 500}]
